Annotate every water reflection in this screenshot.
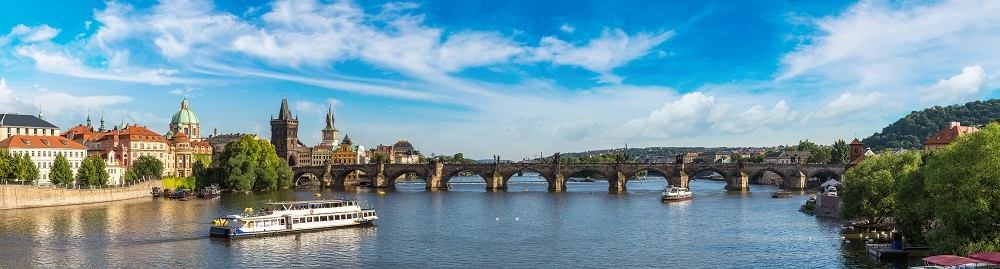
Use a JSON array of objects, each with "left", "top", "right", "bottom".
[{"left": 0, "top": 177, "right": 931, "bottom": 268}]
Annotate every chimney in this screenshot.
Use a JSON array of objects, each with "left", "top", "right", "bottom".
[{"left": 950, "top": 122, "right": 960, "bottom": 129}]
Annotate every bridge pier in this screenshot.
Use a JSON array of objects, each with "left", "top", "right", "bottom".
[
  {"left": 669, "top": 171, "right": 689, "bottom": 188},
  {"left": 783, "top": 171, "right": 807, "bottom": 190},
  {"left": 608, "top": 171, "right": 627, "bottom": 192},
  {"left": 485, "top": 172, "right": 507, "bottom": 191},
  {"left": 725, "top": 172, "right": 749, "bottom": 191},
  {"left": 426, "top": 162, "right": 448, "bottom": 190},
  {"left": 548, "top": 173, "right": 567, "bottom": 191},
  {"left": 322, "top": 172, "right": 339, "bottom": 188}
]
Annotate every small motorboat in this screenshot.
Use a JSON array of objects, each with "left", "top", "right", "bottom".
[
  {"left": 771, "top": 191, "right": 793, "bottom": 198},
  {"left": 199, "top": 186, "right": 221, "bottom": 198},
  {"left": 152, "top": 187, "right": 163, "bottom": 197}
]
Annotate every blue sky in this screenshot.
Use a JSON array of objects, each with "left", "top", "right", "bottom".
[{"left": 1, "top": 0, "right": 998, "bottom": 160}]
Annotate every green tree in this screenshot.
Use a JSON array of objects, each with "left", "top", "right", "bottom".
[
  {"left": 124, "top": 170, "right": 138, "bottom": 183},
  {"left": 922, "top": 124, "right": 1000, "bottom": 255},
  {"left": 894, "top": 162, "right": 932, "bottom": 246},
  {"left": 829, "top": 139, "right": 849, "bottom": 164},
  {"left": 0, "top": 149, "right": 12, "bottom": 182},
  {"left": 75, "top": 155, "right": 108, "bottom": 186},
  {"left": 841, "top": 151, "right": 922, "bottom": 225},
  {"left": 796, "top": 140, "right": 831, "bottom": 164},
  {"left": 217, "top": 135, "right": 288, "bottom": 191},
  {"left": 15, "top": 153, "right": 39, "bottom": 183},
  {"left": 276, "top": 161, "right": 293, "bottom": 189},
  {"left": 50, "top": 153, "right": 74, "bottom": 186},
  {"left": 371, "top": 153, "right": 390, "bottom": 164},
  {"left": 222, "top": 153, "right": 256, "bottom": 191},
  {"left": 132, "top": 156, "right": 164, "bottom": 180}
]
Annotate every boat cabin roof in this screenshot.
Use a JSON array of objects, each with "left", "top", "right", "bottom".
[
  {"left": 922, "top": 255, "right": 993, "bottom": 267},
  {"left": 264, "top": 199, "right": 356, "bottom": 206}
]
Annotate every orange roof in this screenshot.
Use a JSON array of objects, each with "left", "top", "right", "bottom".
[
  {"left": 191, "top": 141, "right": 210, "bottom": 147},
  {"left": 61, "top": 125, "right": 97, "bottom": 139},
  {"left": 92, "top": 125, "right": 166, "bottom": 143},
  {"left": 0, "top": 135, "right": 87, "bottom": 149},
  {"left": 850, "top": 138, "right": 863, "bottom": 145},
  {"left": 923, "top": 125, "right": 977, "bottom": 145}
]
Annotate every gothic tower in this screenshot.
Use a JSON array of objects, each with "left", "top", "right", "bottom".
[
  {"left": 270, "top": 97, "right": 300, "bottom": 165},
  {"left": 321, "top": 103, "right": 339, "bottom": 146}
]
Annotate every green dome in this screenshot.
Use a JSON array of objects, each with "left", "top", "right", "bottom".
[{"left": 170, "top": 99, "right": 199, "bottom": 125}]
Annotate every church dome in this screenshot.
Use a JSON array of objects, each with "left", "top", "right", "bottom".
[{"left": 171, "top": 99, "right": 199, "bottom": 125}]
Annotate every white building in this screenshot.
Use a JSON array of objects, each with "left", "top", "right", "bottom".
[
  {"left": 102, "top": 152, "right": 126, "bottom": 185},
  {"left": 0, "top": 135, "right": 87, "bottom": 185}
]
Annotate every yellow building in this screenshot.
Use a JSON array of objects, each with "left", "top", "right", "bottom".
[{"left": 923, "top": 122, "right": 979, "bottom": 153}]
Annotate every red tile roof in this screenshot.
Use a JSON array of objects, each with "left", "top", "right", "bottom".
[
  {"left": 923, "top": 124, "right": 977, "bottom": 145},
  {"left": 0, "top": 135, "right": 87, "bottom": 149}
]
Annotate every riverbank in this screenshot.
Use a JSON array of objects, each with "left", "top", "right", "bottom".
[{"left": 0, "top": 180, "right": 161, "bottom": 210}]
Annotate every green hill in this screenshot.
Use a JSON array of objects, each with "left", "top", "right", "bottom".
[{"left": 862, "top": 99, "right": 1000, "bottom": 151}]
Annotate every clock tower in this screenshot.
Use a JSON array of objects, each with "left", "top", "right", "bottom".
[{"left": 321, "top": 103, "right": 339, "bottom": 146}]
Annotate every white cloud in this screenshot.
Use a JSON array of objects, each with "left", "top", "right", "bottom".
[
  {"left": 779, "top": 0, "right": 1000, "bottom": 90},
  {"left": 293, "top": 98, "right": 342, "bottom": 117},
  {"left": 920, "top": 65, "right": 987, "bottom": 102},
  {"left": 614, "top": 92, "right": 797, "bottom": 140},
  {"left": 14, "top": 45, "right": 183, "bottom": 85},
  {"left": 0, "top": 78, "right": 133, "bottom": 121},
  {"left": 812, "top": 92, "right": 883, "bottom": 120},
  {"left": 531, "top": 28, "right": 674, "bottom": 84},
  {"left": 0, "top": 24, "right": 60, "bottom": 46},
  {"left": 560, "top": 24, "right": 575, "bottom": 33}
]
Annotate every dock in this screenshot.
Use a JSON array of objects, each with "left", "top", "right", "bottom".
[{"left": 867, "top": 243, "right": 908, "bottom": 259}]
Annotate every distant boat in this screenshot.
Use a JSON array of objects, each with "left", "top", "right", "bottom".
[
  {"left": 771, "top": 191, "right": 793, "bottom": 198},
  {"left": 661, "top": 185, "right": 693, "bottom": 202},
  {"left": 199, "top": 186, "right": 221, "bottom": 198},
  {"left": 151, "top": 187, "right": 163, "bottom": 197}
]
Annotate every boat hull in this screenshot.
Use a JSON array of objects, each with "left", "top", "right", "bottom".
[
  {"left": 210, "top": 220, "right": 375, "bottom": 238},
  {"left": 661, "top": 197, "right": 693, "bottom": 203}
]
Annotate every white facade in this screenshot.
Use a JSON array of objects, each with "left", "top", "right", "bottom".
[
  {"left": 104, "top": 153, "right": 125, "bottom": 185},
  {"left": 1, "top": 136, "right": 87, "bottom": 185}
]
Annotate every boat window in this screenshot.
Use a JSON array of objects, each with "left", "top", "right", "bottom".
[
  {"left": 299, "top": 217, "right": 306, "bottom": 223},
  {"left": 292, "top": 218, "right": 299, "bottom": 224},
  {"left": 353, "top": 213, "right": 358, "bottom": 218},
  {"left": 321, "top": 216, "right": 328, "bottom": 221},
  {"left": 335, "top": 215, "right": 340, "bottom": 220}
]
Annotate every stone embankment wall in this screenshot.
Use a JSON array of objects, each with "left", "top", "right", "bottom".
[{"left": 0, "top": 180, "right": 162, "bottom": 210}]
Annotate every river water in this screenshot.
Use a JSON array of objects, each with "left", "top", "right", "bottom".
[{"left": 0, "top": 177, "right": 924, "bottom": 268}]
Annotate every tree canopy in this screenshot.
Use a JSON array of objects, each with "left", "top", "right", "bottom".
[
  {"left": 132, "top": 156, "right": 164, "bottom": 180},
  {"left": 50, "top": 153, "right": 73, "bottom": 185},
  {"left": 215, "top": 135, "right": 292, "bottom": 192},
  {"left": 921, "top": 124, "right": 1000, "bottom": 255},
  {"left": 842, "top": 123, "right": 1000, "bottom": 255},
  {"left": 841, "top": 151, "right": 922, "bottom": 225},
  {"left": 76, "top": 154, "right": 108, "bottom": 186}
]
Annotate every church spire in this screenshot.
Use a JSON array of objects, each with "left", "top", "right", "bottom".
[
  {"left": 37, "top": 104, "right": 43, "bottom": 119},
  {"left": 86, "top": 109, "right": 92, "bottom": 129},
  {"left": 278, "top": 96, "right": 292, "bottom": 121},
  {"left": 323, "top": 103, "right": 336, "bottom": 131},
  {"left": 99, "top": 110, "right": 107, "bottom": 132}
]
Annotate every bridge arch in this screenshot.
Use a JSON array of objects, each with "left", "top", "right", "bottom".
[
  {"left": 806, "top": 169, "right": 841, "bottom": 189},
  {"left": 746, "top": 168, "right": 790, "bottom": 186},
  {"left": 561, "top": 167, "right": 612, "bottom": 182},
  {"left": 440, "top": 168, "right": 489, "bottom": 185},
  {"left": 503, "top": 168, "right": 555, "bottom": 188}
]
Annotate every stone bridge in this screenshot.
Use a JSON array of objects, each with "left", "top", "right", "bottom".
[{"left": 292, "top": 162, "right": 846, "bottom": 192}]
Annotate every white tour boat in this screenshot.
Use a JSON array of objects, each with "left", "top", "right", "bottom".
[
  {"left": 209, "top": 199, "right": 377, "bottom": 238},
  {"left": 661, "top": 185, "right": 693, "bottom": 202}
]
